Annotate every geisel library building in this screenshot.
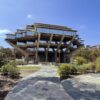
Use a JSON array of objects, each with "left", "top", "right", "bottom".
[{"left": 5, "top": 23, "right": 84, "bottom": 64}]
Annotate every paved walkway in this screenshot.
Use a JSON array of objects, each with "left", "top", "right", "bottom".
[
  {"left": 5, "top": 65, "right": 72, "bottom": 100},
  {"left": 5, "top": 65, "right": 100, "bottom": 100}
]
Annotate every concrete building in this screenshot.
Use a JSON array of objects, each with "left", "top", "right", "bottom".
[{"left": 5, "top": 23, "right": 84, "bottom": 64}]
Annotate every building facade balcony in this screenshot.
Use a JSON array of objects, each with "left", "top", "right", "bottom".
[{"left": 6, "top": 34, "right": 15, "bottom": 39}]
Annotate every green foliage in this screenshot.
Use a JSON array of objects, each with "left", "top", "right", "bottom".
[
  {"left": 91, "top": 50, "right": 100, "bottom": 61},
  {"left": 73, "top": 56, "right": 87, "bottom": 65},
  {"left": 58, "top": 62, "right": 96, "bottom": 79},
  {"left": 74, "top": 47, "right": 100, "bottom": 62},
  {"left": 58, "top": 64, "right": 71, "bottom": 78},
  {"left": 0, "top": 61, "right": 5, "bottom": 68},
  {"left": 1, "top": 61, "right": 20, "bottom": 78},
  {"left": 95, "top": 57, "right": 100, "bottom": 72},
  {"left": 70, "top": 64, "right": 78, "bottom": 74},
  {"left": 58, "top": 64, "right": 78, "bottom": 79},
  {"left": 77, "top": 62, "right": 95, "bottom": 74},
  {"left": 58, "top": 47, "right": 100, "bottom": 79}
]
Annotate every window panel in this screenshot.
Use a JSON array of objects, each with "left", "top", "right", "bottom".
[
  {"left": 26, "top": 31, "right": 34, "bottom": 36},
  {"left": 7, "top": 34, "right": 15, "bottom": 39},
  {"left": 17, "top": 42, "right": 25, "bottom": 45},
  {"left": 37, "top": 28, "right": 76, "bottom": 36},
  {"left": 16, "top": 34, "right": 23, "bottom": 38}
]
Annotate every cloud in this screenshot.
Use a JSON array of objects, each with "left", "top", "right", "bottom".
[
  {"left": 27, "top": 14, "right": 34, "bottom": 19},
  {"left": 0, "top": 29, "right": 11, "bottom": 38},
  {"left": 27, "top": 14, "right": 43, "bottom": 21}
]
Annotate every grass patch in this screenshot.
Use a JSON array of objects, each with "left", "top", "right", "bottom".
[
  {"left": 17, "top": 66, "right": 40, "bottom": 70},
  {"left": 17, "top": 66, "right": 41, "bottom": 77}
]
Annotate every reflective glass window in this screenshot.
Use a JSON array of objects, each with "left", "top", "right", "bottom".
[
  {"left": 26, "top": 31, "right": 34, "bottom": 36},
  {"left": 37, "top": 28, "right": 76, "bottom": 36},
  {"left": 17, "top": 42, "right": 25, "bottom": 45},
  {"left": 16, "top": 34, "right": 23, "bottom": 38}
]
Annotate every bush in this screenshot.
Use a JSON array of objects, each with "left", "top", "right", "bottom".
[
  {"left": 85, "top": 62, "right": 95, "bottom": 72},
  {"left": 77, "top": 62, "right": 95, "bottom": 74},
  {"left": 1, "top": 61, "right": 20, "bottom": 78},
  {"left": 73, "top": 56, "right": 87, "bottom": 65},
  {"left": 70, "top": 64, "right": 78, "bottom": 75},
  {"left": 95, "top": 57, "right": 100, "bottom": 72},
  {"left": 58, "top": 64, "right": 71, "bottom": 79},
  {"left": 58, "top": 64, "right": 78, "bottom": 79},
  {"left": 0, "top": 61, "right": 6, "bottom": 68}
]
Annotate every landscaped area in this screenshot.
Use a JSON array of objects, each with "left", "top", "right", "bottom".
[
  {"left": 58, "top": 47, "right": 100, "bottom": 80},
  {"left": 0, "top": 46, "right": 100, "bottom": 100},
  {"left": 0, "top": 62, "right": 41, "bottom": 100}
]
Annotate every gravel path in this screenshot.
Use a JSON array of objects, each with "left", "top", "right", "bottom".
[{"left": 5, "top": 65, "right": 100, "bottom": 100}]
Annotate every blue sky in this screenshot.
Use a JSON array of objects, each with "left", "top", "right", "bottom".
[{"left": 0, "top": 0, "right": 100, "bottom": 48}]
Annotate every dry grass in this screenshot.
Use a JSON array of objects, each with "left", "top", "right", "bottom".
[{"left": 17, "top": 66, "right": 41, "bottom": 77}]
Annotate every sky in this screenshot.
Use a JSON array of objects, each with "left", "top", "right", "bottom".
[{"left": 0, "top": 0, "right": 100, "bottom": 48}]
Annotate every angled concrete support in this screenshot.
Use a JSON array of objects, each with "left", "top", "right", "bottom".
[
  {"left": 45, "top": 34, "right": 53, "bottom": 62},
  {"left": 64, "top": 36, "right": 76, "bottom": 62},
  {"left": 6, "top": 40, "right": 28, "bottom": 57},
  {"left": 35, "top": 33, "right": 41, "bottom": 63},
  {"left": 56, "top": 35, "right": 65, "bottom": 63}
]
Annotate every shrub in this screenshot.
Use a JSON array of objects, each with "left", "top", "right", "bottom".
[
  {"left": 95, "top": 57, "right": 100, "bottom": 72},
  {"left": 1, "top": 61, "right": 20, "bottom": 78},
  {"left": 58, "top": 64, "right": 71, "bottom": 79},
  {"left": 77, "top": 64, "right": 87, "bottom": 74},
  {"left": 58, "top": 64, "right": 78, "bottom": 78},
  {"left": 70, "top": 64, "right": 78, "bottom": 75},
  {"left": 0, "top": 61, "right": 6, "bottom": 68},
  {"left": 85, "top": 62, "right": 95, "bottom": 72},
  {"left": 73, "top": 56, "right": 87, "bottom": 65},
  {"left": 77, "top": 62, "right": 95, "bottom": 74}
]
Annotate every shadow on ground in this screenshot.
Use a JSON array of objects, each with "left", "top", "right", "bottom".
[
  {"left": 61, "top": 74, "right": 100, "bottom": 100},
  {"left": 12, "top": 77, "right": 61, "bottom": 93},
  {"left": 5, "top": 74, "right": 100, "bottom": 100},
  {"left": 5, "top": 76, "right": 72, "bottom": 100}
]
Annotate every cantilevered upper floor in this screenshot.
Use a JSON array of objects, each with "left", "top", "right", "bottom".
[
  {"left": 6, "top": 23, "right": 83, "bottom": 42},
  {"left": 5, "top": 23, "right": 84, "bottom": 62}
]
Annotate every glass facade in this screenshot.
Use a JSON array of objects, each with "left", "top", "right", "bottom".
[
  {"left": 17, "top": 42, "right": 25, "bottom": 45},
  {"left": 39, "top": 40, "right": 47, "bottom": 43},
  {"left": 6, "top": 34, "right": 15, "bottom": 39},
  {"left": 26, "top": 41, "right": 33, "bottom": 45},
  {"left": 22, "top": 32, "right": 26, "bottom": 37},
  {"left": 27, "top": 48, "right": 35, "bottom": 52},
  {"left": 51, "top": 41, "right": 55, "bottom": 44},
  {"left": 73, "top": 45, "right": 77, "bottom": 48},
  {"left": 26, "top": 31, "right": 34, "bottom": 36},
  {"left": 16, "top": 33, "right": 23, "bottom": 38},
  {"left": 37, "top": 28, "right": 76, "bottom": 36},
  {"left": 38, "top": 48, "right": 45, "bottom": 51}
]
